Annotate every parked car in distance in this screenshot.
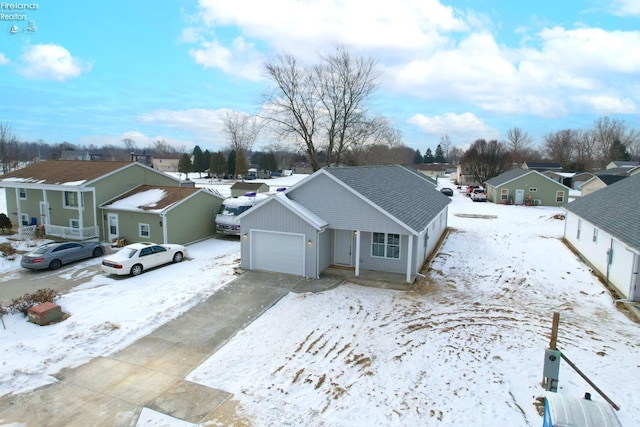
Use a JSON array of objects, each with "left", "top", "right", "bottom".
[
  {"left": 21, "top": 241, "right": 105, "bottom": 271},
  {"left": 101, "top": 242, "right": 187, "bottom": 276},
  {"left": 466, "top": 185, "right": 482, "bottom": 196},
  {"left": 472, "top": 191, "right": 487, "bottom": 202},
  {"left": 440, "top": 187, "right": 454, "bottom": 196}
]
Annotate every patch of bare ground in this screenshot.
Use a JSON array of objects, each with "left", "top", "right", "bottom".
[
  {"left": 454, "top": 213, "right": 498, "bottom": 219},
  {"left": 203, "top": 398, "right": 253, "bottom": 426}
]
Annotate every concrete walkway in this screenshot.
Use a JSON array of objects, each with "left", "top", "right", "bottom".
[{"left": 0, "top": 271, "right": 344, "bottom": 426}]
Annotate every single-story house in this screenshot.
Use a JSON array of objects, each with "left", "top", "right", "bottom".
[
  {"left": 230, "top": 181, "right": 270, "bottom": 197},
  {"left": 237, "top": 165, "right": 451, "bottom": 283},
  {"left": 521, "top": 161, "right": 563, "bottom": 172},
  {"left": 152, "top": 155, "right": 182, "bottom": 172},
  {"left": 606, "top": 160, "right": 638, "bottom": 170},
  {"left": 485, "top": 169, "right": 571, "bottom": 206},
  {"left": 542, "top": 171, "right": 593, "bottom": 190},
  {"left": 414, "top": 164, "right": 447, "bottom": 178},
  {"left": 563, "top": 173, "right": 640, "bottom": 301},
  {"left": 0, "top": 160, "right": 181, "bottom": 241},
  {"left": 100, "top": 185, "right": 224, "bottom": 245},
  {"left": 579, "top": 175, "right": 627, "bottom": 197}
]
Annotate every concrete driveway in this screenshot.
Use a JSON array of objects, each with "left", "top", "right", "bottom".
[{"left": 0, "top": 271, "right": 343, "bottom": 426}]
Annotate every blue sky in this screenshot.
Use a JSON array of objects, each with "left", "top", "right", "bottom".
[{"left": 1, "top": 0, "right": 639, "bottom": 155}]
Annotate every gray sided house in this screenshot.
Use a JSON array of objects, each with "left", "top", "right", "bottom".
[
  {"left": 563, "top": 173, "right": 640, "bottom": 301},
  {"left": 485, "top": 169, "right": 571, "bottom": 206},
  {"left": 230, "top": 181, "right": 270, "bottom": 197},
  {"left": 238, "top": 165, "right": 451, "bottom": 283},
  {"left": 101, "top": 185, "right": 224, "bottom": 245},
  {"left": 0, "top": 160, "right": 180, "bottom": 241}
]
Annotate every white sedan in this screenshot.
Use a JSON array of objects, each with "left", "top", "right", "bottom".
[{"left": 101, "top": 242, "right": 187, "bottom": 276}]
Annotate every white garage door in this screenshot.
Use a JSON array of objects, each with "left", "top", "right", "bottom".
[{"left": 252, "top": 230, "right": 305, "bottom": 276}]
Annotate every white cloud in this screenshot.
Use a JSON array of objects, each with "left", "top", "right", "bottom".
[
  {"left": 610, "top": 0, "right": 640, "bottom": 16},
  {"left": 189, "top": 37, "right": 263, "bottom": 81},
  {"left": 18, "top": 44, "right": 91, "bottom": 81},
  {"left": 0, "top": 53, "right": 9, "bottom": 65},
  {"left": 407, "top": 112, "right": 499, "bottom": 144},
  {"left": 187, "top": 0, "right": 640, "bottom": 121},
  {"left": 570, "top": 95, "right": 637, "bottom": 114},
  {"left": 137, "top": 108, "right": 231, "bottom": 146}
]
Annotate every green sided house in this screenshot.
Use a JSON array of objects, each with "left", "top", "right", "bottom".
[
  {"left": 100, "top": 185, "right": 224, "bottom": 245},
  {"left": 0, "top": 160, "right": 181, "bottom": 241},
  {"left": 485, "top": 169, "right": 571, "bottom": 206}
]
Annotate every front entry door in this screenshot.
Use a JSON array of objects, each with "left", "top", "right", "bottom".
[
  {"left": 633, "top": 255, "right": 640, "bottom": 302},
  {"left": 515, "top": 189, "right": 524, "bottom": 205},
  {"left": 107, "top": 214, "right": 119, "bottom": 242},
  {"left": 334, "top": 230, "right": 353, "bottom": 266}
]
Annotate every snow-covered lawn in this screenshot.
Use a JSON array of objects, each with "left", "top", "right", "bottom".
[
  {"left": 0, "top": 237, "right": 241, "bottom": 397},
  {"left": 1, "top": 178, "right": 638, "bottom": 426},
  {"left": 186, "top": 185, "right": 638, "bottom": 426}
]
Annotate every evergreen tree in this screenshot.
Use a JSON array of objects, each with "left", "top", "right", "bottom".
[
  {"left": 609, "top": 139, "right": 631, "bottom": 161},
  {"left": 0, "top": 213, "right": 12, "bottom": 234},
  {"left": 178, "top": 153, "right": 193, "bottom": 179},
  {"left": 434, "top": 144, "right": 446, "bottom": 163},
  {"left": 413, "top": 149, "right": 423, "bottom": 164},
  {"left": 227, "top": 150, "right": 236, "bottom": 178},
  {"left": 209, "top": 151, "right": 227, "bottom": 178},
  {"left": 201, "top": 149, "right": 211, "bottom": 175},
  {"left": 235, "top": 148, "right": 249, "bottom": 178},
  {"left": 192, "top": 145, "right": 204, "bottom": 177},
  {"left": 423, "top": 148, "right": 434, "bottom": 164}
]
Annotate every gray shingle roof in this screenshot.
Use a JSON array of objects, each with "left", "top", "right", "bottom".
[
  {"left": 485, "top": 169, "right": 532, "bottom": 187},
  {"left": 565, "top": 173, "right": 640, "bottom": 251},
  {"left": 598, "top": 175, "right": 627, "bottom": 186},
  {"left": 322, "top": 165, "right": 451, "bottom": 233}
]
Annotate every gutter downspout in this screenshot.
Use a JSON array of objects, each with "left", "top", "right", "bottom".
[
  {"left": 406, "top": 234, "right": 413, "bottom": 283},
  {"left": 160, "top": 212, "right": 168, "bottom": 244},
  {"left": 315, "top": 227, "right": 327, "bottom": 279},
  {"left": 606, "top": 238, "right": 614, "bottom": 288},
  {"left": 355, "top": 229, "right": 361, "bottom": 277},
  {"left": 624, "top": 246, "right": 639, "bottom": 302}
]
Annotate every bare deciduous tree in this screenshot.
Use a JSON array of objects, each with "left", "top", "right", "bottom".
[
  {"left": 543, "top": 129, "right": 577, "bottom": 168},
  {"left": 460, "top": 139, "right": 511, "bottom": 185},
  {"left": 263, "top": 47, "right": 384, "bottom": 171},
  {"left": 121, "top": 138, "right": 137, "bottom": 152},
  {"left": 0, "top": 123, "right": 20, "bottom": 174},
  {"left": 263, "top": 52, "right": 321, "bottom": 171},
  {"left": 593, "top": 116, "right": 640, "bottom": 166},
  {"left": 439, "top": 134, "right": 452, "bottom": 161},
  {"left": 505, "top": 127, "right": 533, "bottom": 164},
  {"left": 220, "top": 110, "right": 262, "bottom": 152},
  {"left": 316, "top": 45, "right": 379, "bottom": 166}
]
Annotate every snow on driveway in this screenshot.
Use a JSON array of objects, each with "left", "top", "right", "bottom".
[{"left": 187, "top": 188, "right": 639, "bottom": 426}]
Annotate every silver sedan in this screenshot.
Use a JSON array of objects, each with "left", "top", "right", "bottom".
[{"left": 21, "top": 241, "right": 105, "bottom": 271}]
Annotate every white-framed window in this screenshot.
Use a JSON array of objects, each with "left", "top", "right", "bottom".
[
  {"left": 555, "top": 191, "right": 565, "bottom": 203},
  {"left": 593, "top": 228, "right": 598, "bottom": 243},
  {"left": 20, "top": 213, "right": 29, "bottom": 226},
  {"left": 63, "top": 191, "right": 83, "bottom": 208},
  {"left": 139, "top": 223, "right": 150, "bottom": 238},
  {"left": 372, "top": 232, "right": 400, "bottom": 259},
  {"left": 500, "top": 189, "right": 509, "bottom": 201},
  {"left": 69, "top": 219, "right": 80, "bottom": 235},
  {"left": 529, "top": 188, "right": 537, "bottom": 192},
  {"left": 577, "top": 219, "right": 582, "bottom": 240},
  {"left": 18, "top": 188, "right": 27, "bottom": 199}
]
